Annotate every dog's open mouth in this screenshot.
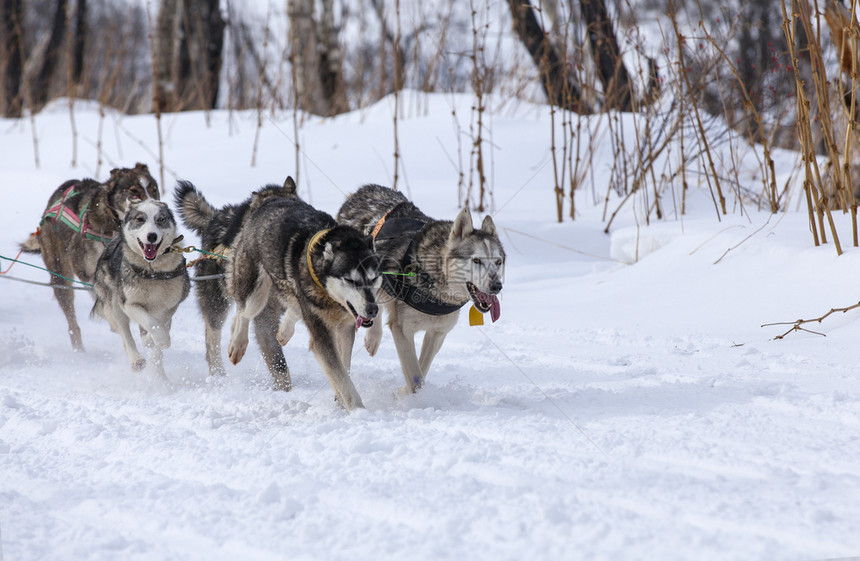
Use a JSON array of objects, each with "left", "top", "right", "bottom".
[
  {"left": 347, "top": 302, "right": 374, "bottom": 331},
  {"left": 138, "top": 239, "right": 161, "bottom": 262},
  {"left": 467, "top": 282, "right": 501, "bottom": 322}
]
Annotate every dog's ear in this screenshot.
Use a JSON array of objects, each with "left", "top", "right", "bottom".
[
  {"left": 119, "top": 197, "right": 140, "bottom": 220},
  {"left": 449, "top": 207, "right": 474, "bottom": 241},
  {"left": 283, "top": 176, "right": 297, "bottom": 196},
  {"left": 481, "top": 214, "right": 497, "bottom": 236}
]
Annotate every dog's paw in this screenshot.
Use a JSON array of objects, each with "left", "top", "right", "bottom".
[
  {"left": 364, "top": 329, "right": 382, "bottom": 356},
  {"left": 132, "top": 357, "right": 147, "bottom": 371},
  {"left": 276, "top": 324, "right": 295, "bottom": 346},
  {"left": 227, "top": 337, "right": 248, "bottom": 365}
]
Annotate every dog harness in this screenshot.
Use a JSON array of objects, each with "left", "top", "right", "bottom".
[
  {"left": 127, "top": 261, "right": 187, "bottom": 280},
  {"left": 41, "top": 184, "right": 114, "bottom": 244},
  {"left": 372, "top": 212, "right": 467, "bottom": 317}
]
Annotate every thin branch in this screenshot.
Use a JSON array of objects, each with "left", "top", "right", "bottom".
[{"left": 762, "top": 300, "right": 860, "bottom": 339}]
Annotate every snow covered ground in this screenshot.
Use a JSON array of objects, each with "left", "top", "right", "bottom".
[{"left": 2, "top": 95, "right": 860, "bottom": 561}]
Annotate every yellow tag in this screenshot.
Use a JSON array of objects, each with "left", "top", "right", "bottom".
[{"left": 469, "top": 305, "right": 484, "bottom": 326}]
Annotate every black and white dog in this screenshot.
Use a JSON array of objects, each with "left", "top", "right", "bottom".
[
  {"left": 173, "top": 178, "right": 298, "bottom": 382},
  {"left": 226, "top": 197, "right": 381, "bottom": 411},
  {"left": 91, "top": 200, "right": 189, "bottom": 378}
]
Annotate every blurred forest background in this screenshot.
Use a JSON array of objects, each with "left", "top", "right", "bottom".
[{"left": 2, "top": 0, "right": 860, "bottom": 245}]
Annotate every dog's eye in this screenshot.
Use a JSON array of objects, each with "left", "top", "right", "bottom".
[
  {"left": 495, "top": 259, "right": 502, "bottom": 266},
  {"left": 472, "top": 258, "right": 481, "bottom": 265}
]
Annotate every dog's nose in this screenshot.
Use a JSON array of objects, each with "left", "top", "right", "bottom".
[
  {"left": 147, "top": 232, "right": 158, "bottom": 243},
  {"left": 366, "top": 302, "right": 379, "bottom": 318},
  {"left": 489, "top": 280, "right": 503, "bottom": 294}
]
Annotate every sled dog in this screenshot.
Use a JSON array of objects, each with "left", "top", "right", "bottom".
[
  {"left": 19, "top": 163, "right": 159, "bottom": 351},
  {"left": 173, "top": 177, "right": 298, "bottom": 381},
  {"left": 226, "top": 196, "right": 381, "bottom": 411},
  {"left": 337, "top": 184, "right": 505, "bottom": 394},
  {"left": 90, "top": 199, "right": 189, "bottom": 378}
]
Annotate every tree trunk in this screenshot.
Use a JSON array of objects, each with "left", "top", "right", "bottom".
[
  {"left": 288, "top": 0, "right": 348, "bottom": 116},
  {"left": 1, "top": 0, "right": 23, "bottom": 117},
  {"left": 179, "top": 0, "right": 224, "bottom": 109},
  {"left": 154, "top": 0, "right": 179, "bottom": 112},
  {"left": 70, "top": 0, "right": 86, "bottom": 87},
  {"left": 506, "top": 0, "right": 585, "bottom": 113},
  {"left": 154, "top": 0, "right": 224, "bottom": 112},
  {"left": 32, "top": 0, "right": 68, "bottom": 109},
  {"left": 579, "top": 0, "right": 633, "bottom": 111}
]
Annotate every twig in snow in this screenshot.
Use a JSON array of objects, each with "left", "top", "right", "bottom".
[{"left": 762, "top": 300, "right": 860, "bottom": 339}]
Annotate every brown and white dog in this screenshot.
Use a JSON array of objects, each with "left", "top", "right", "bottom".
[{"left": 20, "top": 163, "right": 159, "bottom": 351}]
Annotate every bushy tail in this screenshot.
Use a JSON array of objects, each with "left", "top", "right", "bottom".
[
  {"left": 173, "top": 180, "right": 216, "bottom": 235},
  {"left": 19, "top": 232, "right": 41, "bottom": 254}
]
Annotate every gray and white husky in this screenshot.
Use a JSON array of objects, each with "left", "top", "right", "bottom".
[
  {"left": 337, "top": 184, "right": 505, "bottom": 394},
  {"left": 173, "top": 178, "right": 298, "bottom": 383},
  {"left": 226, "top": 197, "right": 381, "bottom": 411},
  {"left": 90, "top": 199, "right": 190, "bottom": 378}
]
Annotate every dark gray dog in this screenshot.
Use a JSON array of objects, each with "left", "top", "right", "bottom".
[
  {"left": 226, "top": 197, "right": 380, "bottom": 411},
  {"left": 90, "top": 200, "right": 189, "bottom": 378},
  {"left": 173, "top": 178, "right": 298, "bottom": 381},
  {"left": 20, "top": 163, "right": 159, "bottom": 351},
  {"left": 337, "top": 184, "right": 505, "bottom": 394}
]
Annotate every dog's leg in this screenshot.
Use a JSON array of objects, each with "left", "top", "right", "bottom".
[
  {"left": 149, "top": 345, "right": 166, "bottom": 379},
  {"left": 123, "top": 304, "right": 170, "bottom": 348},
  {"left": 109, "top": 310, "right": 146, "bottom": 371},
  {"left": 307, "top": 321, "right": 364, "bottom": 411},
  {"left": 418, "top": 330, "right": 449, "bottom": 381},
  {"left": 254, "top": 302, "right": 291, "bottom": 391},
  {"left": 53, "top": 280, "right": 84, "bottom": 351},
  {"left": 40, "top": 232, "right": 86, "bottom": 351},
  {"left": 227, "top": 272, "right": 272, "bottom": 365},
  {"left": 364, "top": 316, "right": 383, "bottom": 356},
  {"left": 336, "top": 321, "right": 357, "bottom": 373},
  {"left": 200, "top": 269, "right": 229, "bottom": 376},
  {"left": 389, "top": 322, "right": 424, "bottom": 394},
  {"left": 276, "top": 304, "right": 301, "bottom": 346}
]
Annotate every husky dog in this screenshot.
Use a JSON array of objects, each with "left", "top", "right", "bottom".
[
  {"left": 337, "top": 184, "right": 505, "bottom": 394},
  {"left": 19, "top": 163, "right": 159, "bottom": 351},
  {"left": 226, "top": 197, "right": 381, "bottom": 411},
  {"left": 90, "top": 200, "right": 189, "bottom": 378},
  {"left": 173, "top": 177, "right": 298, "bottom": 382}
]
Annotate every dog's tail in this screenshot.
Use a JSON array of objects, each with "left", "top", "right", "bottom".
[
  {"left": 173, "top": 180, "right": 216, "bottom": 235},
  {"left": 19, "top": 231, "right": 41, "bottom": 254}
]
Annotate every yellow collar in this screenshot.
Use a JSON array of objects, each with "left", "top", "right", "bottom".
[{"left": 306, "top": 229, "right": 330, "bottom": 293}]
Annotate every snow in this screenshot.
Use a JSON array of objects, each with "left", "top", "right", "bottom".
[{"left": 2, "top": 94, "right": 860, "bottom": 561}]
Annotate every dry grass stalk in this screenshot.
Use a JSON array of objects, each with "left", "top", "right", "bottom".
[
  {"left": 781, "top": 0, "right": 842, "bottom": 254},
  {"left": 468, "top": 0, "right": 488, "bottom": 212}
]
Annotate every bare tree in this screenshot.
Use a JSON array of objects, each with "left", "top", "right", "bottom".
[
  {"left": 32, "top": 0, "right": 68, "bottom": 109},
  {"left": 578, "top": 0, "right": 633, "bottom": 111},
  {"left": 506, "top": 0, "right": 586, "bottom": 113},
  {"left": 1, "top": 0, "right": 23, "bottom": 117},
  {"left": 69, "top": 0, "right": 86, "bottom": 89},
  {"left": 154, "top": 0, "right": 224, "bottom": 112},
  {"left": 288, "top": 0, "right": 348, "bottom": 116}
]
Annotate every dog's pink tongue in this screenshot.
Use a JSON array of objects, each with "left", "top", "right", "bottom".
[
  {"left": 355, "top": 316, "right": 364, "bottom": 331},
  {"left": 143, "top": 243, "right": 158, "bottom": 261},
  {"left": 490, "top": 295, "right": 500, "bottom": 323}
]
